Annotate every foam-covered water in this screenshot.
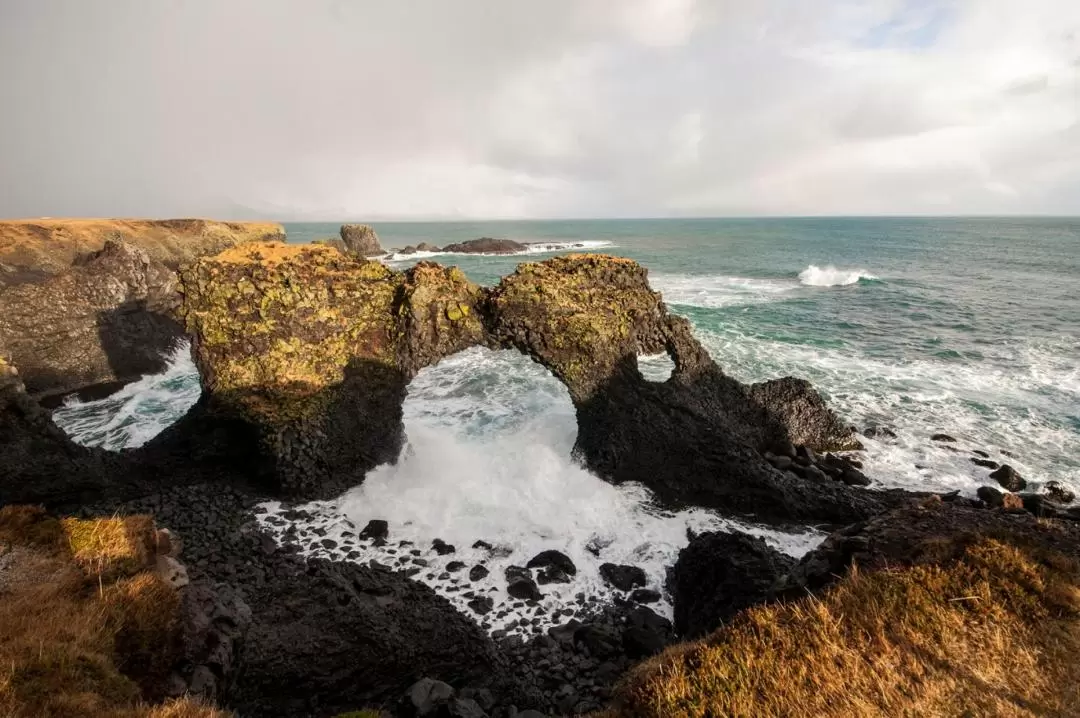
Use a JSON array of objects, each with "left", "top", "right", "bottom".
[
  {"left": 254, "top": 347, "right": 821, "bottom": 636},
  {"left": 797, "top": 264, "right": 878, "bottom": 287},
  {"left": 385, "top": 240, "right": 614, "bottom": 262}
]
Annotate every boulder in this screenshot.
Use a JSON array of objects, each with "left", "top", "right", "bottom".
[
  {"left": 165, "top": 581, "right": 251, "bottom": 703},
  {"left": 599, "top": 563, "right": 646, "bottom": 591},
  {"left": 340, "top": 224, "right": 386, "bottom": 256},
  {"left": 671, "top": 531, "right": 796, "bottom": 638},
  {"left": 311, "top": 237, "right": 347, "bottom": 253},
  {"left": 525, "top": 550, "right": 577, "bottom": 576},
  {"left": 976, "top": 485, "right": 1006, "bottom": 508},
  {"left": 931, "top": 433, "right": 957, "bottom": 442},
  {"left": 990, "top": 465, "right": 1027, "bottom": 492},
  {"left": 360, "top": 520, "right": 390, "bottom": 541},
  {"left": 507, "top": 575, "right": 542, "bottom": 601},
  {"left": 971, "top": 457, "right": 1000, "bottom": 470},
  {"left": 417, "top": 242, "right": 441, "bottom": 252},
  {"left": 1043, "top": 481, "right": 1075, "bottom": 505},
  {"left": 441, "top": 237, "right": 527, "bottom": 254},
  {"left": 0, "top": 239, "right": 181, "bottom": 399}
]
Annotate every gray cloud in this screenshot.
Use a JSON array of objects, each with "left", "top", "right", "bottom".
[{"left": 1, "top": 0, "right": 1078, "bottom": 219}]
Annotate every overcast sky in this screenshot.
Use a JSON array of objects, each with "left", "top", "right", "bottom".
[{"left": 1, "top": 0, "right": 1079, "bottom": 219}]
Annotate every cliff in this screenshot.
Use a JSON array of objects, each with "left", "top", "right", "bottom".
[{"left": 0, "top": 218, "right": 285, "bottom": 281}]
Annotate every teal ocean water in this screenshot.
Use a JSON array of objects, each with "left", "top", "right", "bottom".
[
  {"left": 52, "top": 217, "right": 1080, "bottom": 629},
  {"left": 56, "top": 217, "right": 1079, "bottom": 496}
]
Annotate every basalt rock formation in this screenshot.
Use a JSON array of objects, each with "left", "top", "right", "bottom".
[
  {"left": 0, "top": 218, "right": 284, "bottom": 280},
  {"left": 0, "top": 240, "right": 181, "bottom": 399},
  {"left": 442, "top": 237, "right": 527, "bottom": 254},
  {"left": 179, "top": 246, "right": 912, "bottom": 524},
  {"left": 339, "top": 223, "right": 386, "bottom": 256}
]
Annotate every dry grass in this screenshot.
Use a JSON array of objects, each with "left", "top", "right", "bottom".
[
  {"left": 0, "top": 218, "right": 284, "bottom": 274},
  {"left": 606, "top": 538, "right": 1080, "bottom": 718},
  {"left": 0, "top": 506, "right": 227, "bottom": 718}
]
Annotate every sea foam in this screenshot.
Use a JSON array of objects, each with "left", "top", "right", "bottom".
[{"left": 798, "top": 264, "right": 878, "bottom": 287}]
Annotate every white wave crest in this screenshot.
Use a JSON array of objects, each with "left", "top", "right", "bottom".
[
  {"left": 798, "top": 264, "right": 878, "bottom": 287},
  {"left": 651, "top": 274, "right": 794, "bottom": 308},
  {"left": 385, "top": 240, "right": 614, "bottom": 262}
]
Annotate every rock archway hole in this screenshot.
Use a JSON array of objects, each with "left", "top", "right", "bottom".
[{"left": 256, "top": 346, "right": 824, "bottom": 638}]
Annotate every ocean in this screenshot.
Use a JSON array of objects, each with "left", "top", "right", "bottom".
[{"left": 52, "top": 217, "right": 1080, "bottom": 634}]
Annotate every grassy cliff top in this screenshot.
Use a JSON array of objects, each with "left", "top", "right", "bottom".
[{"left": 0, "top": 218, "right": 285, "bottom": 275}]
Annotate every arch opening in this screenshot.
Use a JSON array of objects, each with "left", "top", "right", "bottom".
[
  {"left": 254, "top": 345, "right": 823, "bottom": 638},
  {"left": 50, "top": 341, "right": 202, "bottom": 451}
]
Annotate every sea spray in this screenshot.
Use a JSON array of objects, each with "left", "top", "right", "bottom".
[{"left": 798, "top": 264, "right": 878, "bottom": 286}]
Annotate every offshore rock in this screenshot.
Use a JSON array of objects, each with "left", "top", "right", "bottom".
[
  {"left": 179, "top": 243, "right": 485, "bottom": 498},
  {"left": 0, "top": 239, "right": 181, "bottom": 399},
  {"left": 441, "top": 237, "right": 527, "bottom": 254},
  {"left": 340, "top": 223, "right": 386, "bottom": 256}
]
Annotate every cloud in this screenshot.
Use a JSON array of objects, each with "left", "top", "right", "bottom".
[{"left": 0, "top": 0, "right": 1077, "bottom": 218}]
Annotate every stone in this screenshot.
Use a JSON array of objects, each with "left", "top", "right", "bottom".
[
  {"left": 447, "top": 697, "right": 489, "bottom": 718},
  {"left": 976, "top": 485, "right": 1006, "bottom": 508},
  {"left": 622, "top": 626, "right": 666, "bottom": 659},
  {"left": 447, "top": 560, "right": 466, "bottom": 572},
  {"left": 526, "top": 549, "right": 577, "bottom": 576},
  {"left": 990, "top": 465, "right": 1027, "bottom": 492},
  {"left": 599, "top": 563, "right": 647, "bottom": 592},
  {"left": 432, "top": 538, "right": 456, "bottom": 555},
  {"left": 1043, "top": 481, "right": 1075, "bottom": 505},
  {"left": 408, "top": 677, "right": 455, "bottom": 715},
  {"left": 630, "top": 588, "right": 661, "bottom": 604},
  {"left": 863, "top": 426, "right": 897, "bottom": 440},
  {"left": 971, "top": 457, "right": 1000, "bottom": 470},
  {"left": 467, "top": 596, "right": 494, "bottom": 615},
  {"left": 672, "top": 531, "right": 795, "bottom": 638},
  {"left": 508, "top": 576, "right": 542, "bottom": 601},
  {"left": 469, "top": 565, "right": 490, "bottom": 582},
  {"left": 441, "top": 237, "right": 527, "bottom": 254},
  {"left": 360, "top": 520, "right": 389, "bottom": 541},
  {"left": 339, "top": 224, "right": 385, "bottom": 256},
  {"left": 536, "top": 566, "right": 572, "bottom": 585},
  {"left": 417, "top": 242, "right": 441, "bottom": 252},
  {"left": 575, "top": 624, "right": 622, "bottom": 659},
  {"left": 931, "top": 433, "right": 957, "bottom": 442}
]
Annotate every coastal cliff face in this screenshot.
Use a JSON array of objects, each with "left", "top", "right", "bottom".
[
  {"left": 0, "top": 218, "right": 285, "bottom": 281},
  {"left": 0, "top": 220, "right": 283, "bottom": 400},
  {"left": 179, "top": 245, "right": 889, "bottom": 523}
]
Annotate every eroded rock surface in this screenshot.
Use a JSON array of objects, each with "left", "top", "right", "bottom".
[
  {"left": 442, "top": 237, "right": 527, "bottom": 254},
  {"left": 178, "top": 247, "right": 913, "bottom": 523},
  {"left": 340, "top": 223, "right": 386, "bottom": 256},
  {"left": 0, "top": 240, "right": 181, "bottom": 399}
]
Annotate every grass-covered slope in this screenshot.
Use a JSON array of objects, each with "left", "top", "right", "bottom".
[
  {"left": 605, "top": 532, "right": 1080, "bottom": 717},
  {"left": 0, "top": 506, "right": 228, "bottom": 718}
]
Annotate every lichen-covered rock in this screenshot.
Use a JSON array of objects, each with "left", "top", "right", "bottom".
[
  {"left": 0, "top": 239, "right": 181, "bottom": 399},
  {"left": 179, "top": 248, "right": 906, "bottom": 524},
  {"left": 179, "top": 244, "right": 486, "bottom": 498},
  {"left": 0, "top": 218, "right": 284, "bottom": 279},
  {"left": 340, "top": 224, "right": 386, "bottom": 257}
]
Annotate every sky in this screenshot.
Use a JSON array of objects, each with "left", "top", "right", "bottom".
[{"left": 1, "top": 0, "right": 1079, "bottom": 219}]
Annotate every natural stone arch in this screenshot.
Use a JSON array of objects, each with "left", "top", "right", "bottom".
[{"left": 176, "top": 243, "right": 902, "bottom": 525}]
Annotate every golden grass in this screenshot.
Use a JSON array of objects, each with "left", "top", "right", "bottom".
[
  {"left": 0, "top": 218, "right": 284, "bottom": 273},
  {"left": 605, "top": 538, "right": 1080, "bottom": 718},
  {"left": 0, "top": 506, "right": 227, "bottom": 718}
]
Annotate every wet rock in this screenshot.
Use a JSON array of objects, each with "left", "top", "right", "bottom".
[
  {"left": 360, "top": 520, "right": 389, "bottom": 541},
  {"left": 599, "top": 563, "right": 646, "bottom": 592},
  {"left": 863, "top": 426, "right": 897, "bottom": 440},
  {"left": 417, "top": 242, "right": 441, "bottom": 252},
  {"left": 990, "top": 465, "right": 1027, "bottom": 492},
  {"left": 447, "top": 560, "right": 466, "bottom": 572},
  {"left": 971, "top": 449, "right": 990, "bottom": 458},
  {"left": 441, "top": 237, "right": 527, "bottom": 254},
  {"left": 469, "top": 565, "right": 490, "bottom": 582},
  {"left": 1043, "top": 481, "right": 1076, "bottom": 505},
  {"left": 575, "top": 624, "right": 622, "bottom": 659},
  {"left": 536, "top": 566, "right": 572, "bottom": 585},
  {"left": 472, "top": 540, "right": 494, "bottom": 551},
  {"left": 508, "top": 577, "right": 542, "bottom": 601},
  {"left": 672, "top": 531, "right": 795, "bottom": 638},
  {"left": 630, "top": 588, "right": 661, "bottom": 604},
  {"left": 977, "top": 485, "right": 1006, "bottom": 508},
  {"left": 340, "top": 224, "right": 385, "bottom": 256},
  {"left": 467, "top": 596, "right": 494, "bottom": 615},
  {"left": 526, "top": 550, "right": 577, "bottom": 576},
  {"left": 432, "top": 538, "right": 456, "bottom": 555},
  {"left": 971, "top": 457, "right": 1000, "bottom": 470},
  {"left": 621, "top": 626, "right": 666, "bottom": 659},
  {"left": 931, "top": 433, "right": 957, "bottom": 442}
]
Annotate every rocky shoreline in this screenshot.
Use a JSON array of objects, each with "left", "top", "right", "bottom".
[{"left": 2, "top": 220, "right": 1078, "bottom": 717}]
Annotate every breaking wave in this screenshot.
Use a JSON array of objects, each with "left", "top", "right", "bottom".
[{"left": 798, "top": 264, "right": 879, "bottom": 287}]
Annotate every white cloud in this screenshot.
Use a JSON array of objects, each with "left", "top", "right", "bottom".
[{"left": 0, "top": 0, "right": 1077, "bottom": 218}]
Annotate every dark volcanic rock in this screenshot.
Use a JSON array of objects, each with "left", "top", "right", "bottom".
[
  {"left": 469, "top": 565, "right": 490, "bottom": 582},
  {"left": 931, "top": 433, "right": 957, "bottom": 442},
  {"left": 507, "top": 576, "right": 542, "bottom": 601},
  {"left": 339, "top": 223, "right": 385, "bottom": 256},
  {"left": 432, "top": 538, "right": 456, "bottom": 555},
  {"left": 0, "top": 239, "right": 182, "bottom": 400},
  {"left": 1044, "top": 481, "right": 1076, "bottom": 505},
  {"left": 360, "top": 519, "right": 390, "bottom": 541},
  {"left": 672, "top": 531, "right": 795, "bottom": 638},
  {"left": 630, "top": 588, "right": 661, "bottom": 604},
  {"left": 526, "top": 550, "right": 577, "bottom": 576},
  {"left": 976, "top": 485, "right": 1007, "bottom": 508},
  {"left": 166, "top": 581, "right": 251, "bottom": 704},
  {"left": 990, "top": 464, "right": 1027, "bottom": 492},
  {"left": 441, "top": 237, "right": 527, "bottom": 254},
  {"left": 863, "top": 425, "right": 897, "bottom": 440},
  {"left": 971, "top": 457, "right": 1000, "bottom": 470},
  {"left": 599, "top": 563, "right": 646, "bottom": 592}
]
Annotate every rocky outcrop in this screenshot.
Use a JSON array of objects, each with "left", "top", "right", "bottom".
[
  {"left": 340, "top": 224, "right": 386, "bottom": 256},
  {"left": 671, "top": 531, "right": 795, "bottom": 638},
  {"left": 166, "top": 581, "right": 251, "bottom": 704},
  {"left": 179, "top": 243, "right": 484, "bottom": 498},
  {"left": 0, "top": 218, "right": 284, "bottom": 280},
  {"left": 441, "top": 238, "right": 527, "bottom": 254},
  {"left": 0, "top": 239, "right": 181, "bottom": 399},
  {"left": 178, "top": 248, "right": 914, "bottom": 523}
]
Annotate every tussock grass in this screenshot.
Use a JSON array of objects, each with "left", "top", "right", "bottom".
[
  {"left": 0, "top": 506, "right": 226, "bottom": 718},
  {"left": 606, "top": 538, "right": 1080, "bottom": 718}
]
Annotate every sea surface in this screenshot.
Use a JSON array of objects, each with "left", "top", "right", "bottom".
[{"left": 53, "top": 217, "right": 1080, "bottom": 633}]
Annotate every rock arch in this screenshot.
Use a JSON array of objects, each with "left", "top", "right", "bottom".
[{"left": 175, "top": 243, "right": 903, "bottom": 525}]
